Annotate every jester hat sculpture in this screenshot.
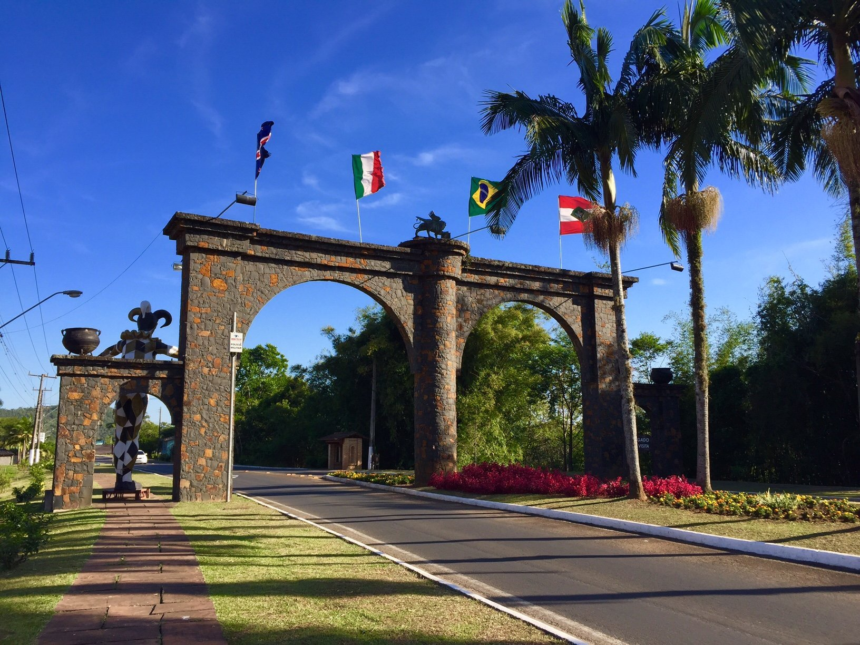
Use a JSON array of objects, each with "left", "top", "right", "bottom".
[{"left": 100, "top": 301, "right": 178, "bottom": 491}]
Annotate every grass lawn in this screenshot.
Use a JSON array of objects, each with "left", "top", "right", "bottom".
[
  {"left": 170, "top": 495, "right": 559, "bottom": 644},
  {"left": 0, "top": 465, "right": 34, "bottom": 503},
  {"left": 415, "top": 488, "right": 860, "bottom": 556},
  {"left": 0, "top": 505, "right": 105, "bottom": 643}
]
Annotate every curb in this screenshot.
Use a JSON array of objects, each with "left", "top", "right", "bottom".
[
  {"left": 322, "top": 476, "right": 860, "bottom": 573},
  {"left": 237, "top": 492, "right": 587, "bottom": 644}
]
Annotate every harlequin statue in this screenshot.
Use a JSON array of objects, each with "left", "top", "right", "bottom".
[{"left": 99, "top": 301, "right": 178, "bottom": 491}]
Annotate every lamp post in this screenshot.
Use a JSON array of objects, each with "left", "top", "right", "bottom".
[
  {"left": 0, "top": 290, "right": 82, "bottom": 336},
  {"left": 626, "top": 261, "right": 684, "bottom": 273}
]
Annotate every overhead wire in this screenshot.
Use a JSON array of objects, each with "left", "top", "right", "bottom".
[
  {"left": 2, "top": 228, "right": 163, "bottom": 332},
  {"left": 0, "top": 79, "right": 49, "bottom": 371}
]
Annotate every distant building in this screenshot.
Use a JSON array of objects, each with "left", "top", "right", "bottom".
[
  {"left": 0, "top": 449, "right": 18, "bottom": 466},
  {"left": 320, "top": 432, "right": 366, "bottom": 470}
]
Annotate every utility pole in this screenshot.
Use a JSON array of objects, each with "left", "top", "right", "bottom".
[
  {"left": 28, "top": 373, "right": 56, "bottom": 465},
  {"left": 368, "top": 356, "right": 377, "bottom": 470}
]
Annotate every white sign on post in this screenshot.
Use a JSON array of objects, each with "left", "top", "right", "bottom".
[{"left": 229, "top": 332, "right": 244, "bottom": 353}]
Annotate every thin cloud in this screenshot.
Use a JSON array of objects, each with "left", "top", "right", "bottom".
[
  {"left": 295, "top": 201, "right": 349, "bottom": 232},
  {"left": 312, "top": 56, "right": 476, "bottom": 118},
  {"left": 399, "top": 144, "right": 479, "bottom": 167},
  {"left": 651, "top": 278, "right": 668, "bottom": 286},
  {"left": 302, "top": 172, "right": 321, "bottom": 191},
  {"left": 177, "top": 4, "right": 225, "bottom": 142},
  {"left": 360, "top": 192, "right": 403, "bottom": 209}
]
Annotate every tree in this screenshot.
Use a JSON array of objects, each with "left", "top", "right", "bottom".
[
  {"left": 458, "top": 304, "right": 555, "bottom": 466},
  {"left": 733, "top": 0, "right": 860, "bottom": 414},
  {"left": 639, "top": 0, "right": 802, "bottom": 491},
  {"left": 0, "top": 417, "right": 33, "bottom": 463},
  {"left": 630, "top": 332, "right": 671, "bottom": 382},
  {"left": 479, "top": 1, "right": 679, "bottom": 499}
]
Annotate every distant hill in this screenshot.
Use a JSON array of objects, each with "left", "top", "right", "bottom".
[{"left": 0, "top": 405, "right": 58, "bottom": 439}]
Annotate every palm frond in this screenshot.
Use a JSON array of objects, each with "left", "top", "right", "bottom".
[
  {"left": 562, "top": 0, "right": 600, "bottom": 102},
  {"left": 686, "top": 0, "right": 729, "bottom": 53},
  {"left": 615, "top": 8, "right": 683, "bottom": 95},
  {"left": 767, "top": 75, "right": 840, "bottom": 193},
  {"left": 484, "top": 144, "right": 600, "bottom": 237},
  {"left": 480, "top": 91, "right": 576, "bottom": 136}
]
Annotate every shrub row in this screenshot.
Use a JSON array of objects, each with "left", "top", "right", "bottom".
[
  {"left": 0, "top": 501, "right": 53, "bottom": 569},
  {"left": 653, "top": 490, "right": 859, "bottom": 522},
  {"left": 329, "top": 471, "right": 415, "bottom": 486},
  {"left": 428, "top": 463, "right": 701, "bottom": 499}
]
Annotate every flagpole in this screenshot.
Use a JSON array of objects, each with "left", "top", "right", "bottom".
[
  {"left": 467, "top": 216, "right": 471, "bottom": 246},
  {"left": 559, "top": 233, "right": 563, "bottom": 270},
  {"left": 356, "top": 199, "right": 363, "bottom": 243},
  {"left": 253, "top": 178, "right": 258, "bottom": 224}
]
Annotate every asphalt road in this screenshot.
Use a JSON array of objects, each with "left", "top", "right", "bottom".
[{"left": 142, "top": 464, "right": 860, "bottom": 645}]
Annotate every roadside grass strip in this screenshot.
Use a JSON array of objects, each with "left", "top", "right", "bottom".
[
  {"left": 0, "top": 506, "right": 105, "bottom": 643},
  {"left": 169, "top": 494, "right": 563, "bottom": 644},
  {"left": 325, "top": 476, "right": 860, "bottom": 570}
]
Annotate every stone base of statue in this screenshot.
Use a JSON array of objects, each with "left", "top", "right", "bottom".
[
  {"left": 101, "top": 486, "right": 151, "bottom": 502},
  {"left": 114, "top": 478, "right": 142, "bottom": 492}
]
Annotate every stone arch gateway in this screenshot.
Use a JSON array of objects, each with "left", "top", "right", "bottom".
[{"left": 165, "top": 212, "right": 636, "bottom": 499}]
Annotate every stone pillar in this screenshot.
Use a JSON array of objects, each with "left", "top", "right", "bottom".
[
  {"left": 634, "top": 383, "right": 684, "bottom": 476},
  {"left": 580, "top": 279, "right": 626, "bottom": 478},
  {"left": 49, "top": 375, "right": 105, "bottom": 511},
  {"left": 401, "top": 238, "right": 468, "bottom": 486},
  {"left": 166, "top": 214, "right": 258, "bottom": 502}
]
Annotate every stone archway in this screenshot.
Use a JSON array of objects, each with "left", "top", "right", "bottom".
[
  {"left": 48, "top": 356, "right": 183, "bottom": 511},
  {"left": 165, "top": 212, "right": 636, "bottom": 496}
]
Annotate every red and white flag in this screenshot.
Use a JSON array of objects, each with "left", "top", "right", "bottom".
[{"left": 559, "top": 196, "right": 595, "bottom": 235}]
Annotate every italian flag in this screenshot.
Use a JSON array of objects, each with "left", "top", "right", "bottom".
[
  {"left": 352, "top": 151, "right": 385, "bottom": 199},
  {"left": 559, "top": 195, "right": 595, "bottom": 235}
]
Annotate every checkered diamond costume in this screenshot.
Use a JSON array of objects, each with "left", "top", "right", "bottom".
[{"left": 99, "top": 301, "right": 178, "bottom": 491}]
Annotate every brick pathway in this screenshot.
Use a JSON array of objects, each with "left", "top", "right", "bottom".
[{"left": 38, "top": 474, "right": 226, "bottom": 645}]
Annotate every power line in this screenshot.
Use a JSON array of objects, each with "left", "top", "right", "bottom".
[
  {"left": 0, "top": 81, "right": 34, "bottom": 250},
  {"left": 0, "top": 80, "right": 51, "bottom": 365},
  {"left": 5, "top": 265, "right": 47, "bottom": 371},
  {"left": 1, "top": 228, "right": 163, "bottom": 332}
]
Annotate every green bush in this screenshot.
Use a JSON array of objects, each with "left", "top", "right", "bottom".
[
  {"left": 0, "top": 501, "right": 53, "bottom": 569},
  {"left": 329, "top": 471, "right": 415, "bottom": 486},
  {"left": 0, "top": 470, "right": 12, "bottom": 495},
  {"left": 13, "top": 464, "right": 46, "bottom": 503}
]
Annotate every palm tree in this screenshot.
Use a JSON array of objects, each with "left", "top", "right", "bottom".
[
  {"left": 0, "top": 417, "right": 33, "bottom": 464},
  {"left": 480, "top": 1, "right": 680, "bottom": 500},
  {"left": 727, "top": 0, "right": 860, "bottom": 414},
  {"left": 637, "top": 0, "right": 804, "bottom": 491}
]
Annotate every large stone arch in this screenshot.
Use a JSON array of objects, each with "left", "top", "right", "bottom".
[
  {"left": 235, "top": 266, "right": 417, "bottom": 370},
  {"left": 163, "top": 213, "right": 636, "bottom": 498}
]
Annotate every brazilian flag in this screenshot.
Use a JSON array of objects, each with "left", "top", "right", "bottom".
[{"left": 469, "top": 177, "right": 501, "bottom": 217}]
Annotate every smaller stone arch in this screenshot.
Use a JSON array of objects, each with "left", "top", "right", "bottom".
[
  {"left": 455, "top": 287, "right": 586, "bottom": 372},
  {"left": 48, "top": 356, "right": 184, "bottom": 512}
]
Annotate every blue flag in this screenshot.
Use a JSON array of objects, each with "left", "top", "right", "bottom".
[{"left": 256, "top": 121, "right": 274, "bottom": 179}]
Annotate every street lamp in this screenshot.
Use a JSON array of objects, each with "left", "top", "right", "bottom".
[
  {"left": 0, "top": 290, "right": 83, "bottom": 334},
  {"left": 626, "top": 261, "right": 685, "bottom": 273}
]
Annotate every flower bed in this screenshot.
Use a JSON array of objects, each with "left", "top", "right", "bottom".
[
  {"left": 428, "top": 463, "right": 700, "bottom": 499},
  {"left": 328, "top": 471, "right": 415, "bottom": 486},
  {"left": 654, "top": 490, "right": 859, "bottom": 523}
]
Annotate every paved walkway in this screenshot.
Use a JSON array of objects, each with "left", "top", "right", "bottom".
[{"left": 38, "top": 474, "right": 226, "bottom": 645}]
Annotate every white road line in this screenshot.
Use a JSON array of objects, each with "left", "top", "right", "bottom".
[{"left": 238, "top": 491, "right": 628, "bottom": 645}]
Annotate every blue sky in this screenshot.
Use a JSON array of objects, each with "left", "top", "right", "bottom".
[{"left": 0, "top": 1, "right": 840, "bottom": 416}]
